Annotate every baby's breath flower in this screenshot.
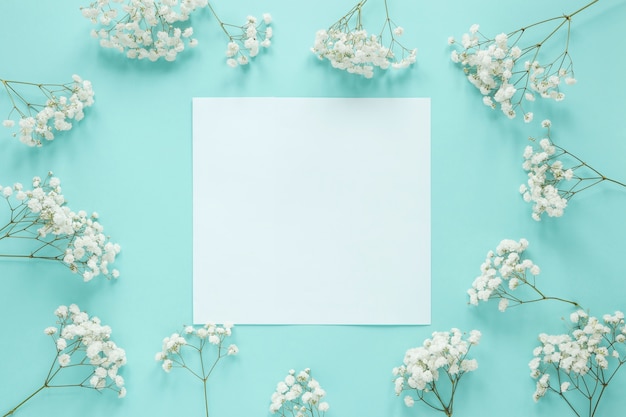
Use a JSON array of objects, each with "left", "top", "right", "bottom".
[
  {"left": 521, "top": 121, "right": 626, "bottom": 221},
  {"left": 156, "top": 322, "right": 237, "bottom": 416},
  {"left": 269, "top": 368, "right": 329, "bottom": 416},
  {"left": 1, "top": 75, "right": 94, "bottom": 146},
  {"left": 0, "top": 172, "right": 120, "bottom": 280},
  {"left": 2, "top": 305, "right": 126, "bottom": 416},
  {"left": 81, "top": 0, "right": 207, "bottom": 61},
  {"left": 449, "top": 0, "right": 598, "bottom": 120},
  {"left": 393, "top": 328, "right": 480, "bottom": 416},
  {"left": 206, "top": 3, "right": 273, "bottom": 68},
  {"left": 530, "top": 310, "right": 626, "bottom": 414},
  {"left": 311, "top": 0, "right": 416, "bottom": 78},
  {"left": 468, "top": 238, "right": 579, "bottom": 310}
]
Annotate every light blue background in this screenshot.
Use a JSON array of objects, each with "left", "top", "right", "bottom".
[{"left": 1, "top": 1, "right": 625, "bottom": 416}]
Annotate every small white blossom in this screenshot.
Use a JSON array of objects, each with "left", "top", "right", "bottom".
[
  {"left": 227, "top": 344, "right": 239, "bottom": 355},
  {"left": 155, "top": 321, "right": 237, "bottom": 412},
  {"left": 81, "top": 0, "right": 208, "bottom": 62},
  {"left": 43, "top": 304, "right": 126, "bottom": 397},
  {"left": 311, "top": 3, "right": 416, "bottom": 78},
  {"left": 520, "top": 121, "right": 612, "bottom": 221},
  {"left": 530, "top": 311, "right": 626, "bottom": 409},
  {"left": 2, "top": 75, "right": 94, "bottom": 147},
  {"left": 1, "top": 172, "right": 120, "bottom": 280},
  {"left": 449, "top": 14, "right": 581, "bottom": 120},
  {"left": 216, "top": 13, "right": 272, "bottom": 67},
  {"left": 393, "top": 328, "right": 480, "bottom": 415},
  {"left": 269, "top": 368, "right": 329, "bottom": 416},
  {"left": 468, "top": 238, "right": 563, "bottom": 310}
]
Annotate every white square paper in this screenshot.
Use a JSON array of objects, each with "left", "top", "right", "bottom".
[{"left": 193, "top": 98, "right": 430, "bottom": 325}]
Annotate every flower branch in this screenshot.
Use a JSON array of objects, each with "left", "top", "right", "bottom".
[
  {"left": 530, "top": 310, "right": 626, "bottom": 417},
  {"left": 269, "top": 368, "right": 329, "bottom": 417},
  {"left": 468, "top": 238, "right": 581, "bottom": 312},
  {"left": 1, "top": 75, "right": 94, "bottom": 147},
  {"left": 206, "top": 3, "right": 272, "bottom": 68},
  {"left": 81, "top": 0, "right": 206, "bottom": 61},
  {"left": 393, "top": 328, "right": 481, "bottom": 416},
  {"left": 81, "top": 0, "right": 272, "bottom": 66},
  {"left": 449, "top": 0, "right": 599, "bottom": 121},
  {"left": 0, "top": 172, "right": 121, "bottom": 281},
  {"left": 519, "top": 120, "right": 626, "bottom": 221},
  {"left": 311, "top": 0, "right": 416, "bottom": 78},
  {"left": 2, "top": 304, "right": 127, "bottom": 417},
  {"left": 155, "top": 322, "right": 238, "bottom": 417}
]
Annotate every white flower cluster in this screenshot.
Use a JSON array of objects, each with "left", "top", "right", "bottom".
[
  {"left": 269, "top": 368, "right": 329, "bottom": 416},
  {"left": 81, "top": 0, "right": 206, "bottom": 61},
  {"left": 468, "top": 238, "right": 539, "bottom": 312},
  {"left": 393, "top": 329, "right": 480, "bottom": 411},
  {"left": 2, "top": 75, "right": 94, "bottom": 147},
  {"left": 0, "top": 173, "right": 121, "bottom": 281},
  {"left": 224, "top": 14, "right": 273, "bottom": 68},
  {"left": 49, "top": 304, "right": 127, "bottom": 398},
  {"left": 311, "top": 0, "right": 416, "bottom": 79},
  {"left": 155, "top": 322, "right": 237, "bottom": 373},
  {"left": 529, "top": 310, "right": 626, "bottom": 404},
  {"left": 312, "top": 28, "right": 416, "bottom": 78},
  {"left": 519, "top": 121, "right": 573, "bottom": 221},
  {"left": 450, "top": 24, "right": 576, "bottom": 121}
]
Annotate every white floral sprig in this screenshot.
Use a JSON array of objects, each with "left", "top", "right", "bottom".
[
  {"left": 0, "top": 172, "right": 121, "bottom": 281},
  {"left": 81, "top": 0, "right": 206, "bottom": 61},
  {"left": 2, "top": 304, "right": 126, "bottom": 417},
  {"left": 520, "top": 120, "right": 626, "bottom": 221},
  {"left": 269, "top": 368, "right": 329, "bottom": 417},
  {"left": 449, "top": 0, "right": 598, "bottom": 121},
  {"left": 1, "top": 74, "right": 94, "bottom": 147},
  {"left": 206, "top": 4, "right": 273, "bottom": 68},
  {"left": 311, "top": 0, "right": 416, "bottom": 78},
  {"left": 393, "top": 328, "right": 481, "bottom": 417},
  {"left": 81, "top": 1, "right": 273, "bottom": 66},
  {"left": 155, "top": 322, "right": 238, "bottom": 417},
  {"left": 468, "top": 238, "right": 580, "bottom": 312},
  {"left": 530, "top": 310, "right": 626, "bottom": 417}
]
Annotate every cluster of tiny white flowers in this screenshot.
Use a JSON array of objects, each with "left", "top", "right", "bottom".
[
  {"left": 393, "top": 329, "right": 480, "bottom": 411},
  {"left": 311, "top": 1, "right": 416, "bottom": 78},
  {"left": 81, "top": 0, "right": 206, "bottom": 61},
  {"left": 468, "top": 238, "right": 540, "bottom": 312},
  {"left": 0, "top": 173, "right": 120, "bottom": 281},
  {"left": 450, "top": 24, "right": 576, "bottom": 121},
  {"left": 519, "top": 120, "right": 573, "bottom": 221},
  {"left": 529, "top": 310, "right": 626, "bottom": 403},
  {"left": 49, "top": 304, "right": 127, "bottom": 398},
  {"left": 155, "top": 322, "right": 237, "bottom": 373},
  {"left": 2, "top": 75, "right": 95, "bottom": 147},
  {"left": 223, "top": 14, "right": 273, "bottom": 68},
  {"left": 312, "top": 28, "right": 416, "bottom": 78},
  {"left": 269, "top": 368, "right": 329, "bottom": 416}
]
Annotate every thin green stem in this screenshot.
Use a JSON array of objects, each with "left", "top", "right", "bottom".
[
  {"left": 198, "top": 339, "right": 210, "bottom": 417},
  {"left": 2, "top": 349, "right": 62, "bottom": 417},
  {"left": 526, "top": 282, "right": 581, "bottom": 308},
  {"left": 557, "top": 389, "right": 582, "bottom": 417},
  {"left": 202, "top": 379, "right": 209, "bottom": 417},
  {"left": 2, "top": 385, "right": 46, "bottom": 417},
  {"left": 206, "top": 1, "right": 233, "bottom": 40},
  {"left": 569, "top": 0, "right": 600, "bottom": 19},
  {"left": 524, "top": 296, "right": 581, "bottom": 308},
  {"left": 591, "top": 361, "right": 625, "bottom": 417}
]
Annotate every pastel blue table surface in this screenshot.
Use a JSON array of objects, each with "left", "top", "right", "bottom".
[{"left": 1, "top": 0, "right": 625, "bottom": 416}]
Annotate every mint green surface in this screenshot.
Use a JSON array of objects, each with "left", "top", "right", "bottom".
[{"left": 1, "top": 1, "right": 625, "bottom": 416}]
